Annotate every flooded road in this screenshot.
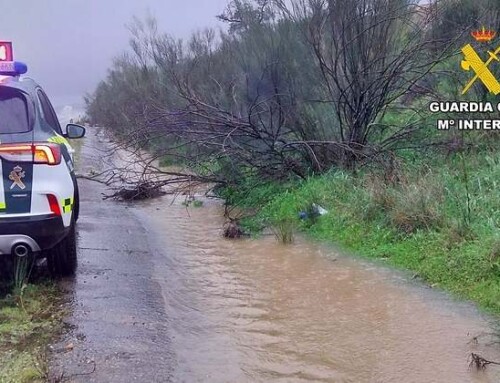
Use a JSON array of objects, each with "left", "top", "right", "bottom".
[
  {"left": 51, "top": 129, "right": 500, "bottom": 382},
  {"left": 135, "top": 197, "right": 500, "bottom": 383}
]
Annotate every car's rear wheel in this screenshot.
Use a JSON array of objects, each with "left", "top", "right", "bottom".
[
  {"left": 47, "top": 220, "right": 77, "bottom": 278},
  {"left": 0, "top": 256, "right": 14, "bottom": 289}
]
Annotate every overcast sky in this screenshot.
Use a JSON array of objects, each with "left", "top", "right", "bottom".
[{"left": 2, "top": 0, "right": 229, "bottom": 108}]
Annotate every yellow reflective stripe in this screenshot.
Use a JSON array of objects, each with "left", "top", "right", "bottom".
[
  {"left": 0, "top": 162, "right": 5, "bottom": 210},
  {"left": 48, "top": 135, "right": 70, "bottom": 146},
  {"left": 61, "top": 197, "right": 74, "bottom": 213}
]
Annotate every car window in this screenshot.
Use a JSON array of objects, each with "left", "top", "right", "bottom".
[
  {"left": 37, "top": 90, "right": 62, "bottom": 134},
  {"left": 0, "top": 88, "right": 30, "bottom": 134}
]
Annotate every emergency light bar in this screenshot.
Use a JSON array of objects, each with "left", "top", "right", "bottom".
[
  {"left": 0, "top": 61, "right": 27, "bottom": 76},
  {"left": 0, "top": 41, "right": 28, "bottom": 76}
]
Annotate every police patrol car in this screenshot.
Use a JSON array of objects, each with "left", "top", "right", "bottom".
[{"left": 0, "top": 42, "right": 85, "bottom": 277}]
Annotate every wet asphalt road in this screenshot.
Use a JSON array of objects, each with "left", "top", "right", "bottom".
[{"left": 49, "top": 130, "right": 174, "bottom": 382}]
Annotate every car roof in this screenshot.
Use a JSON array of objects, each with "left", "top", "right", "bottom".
[
  {"left": 0, "top": 76, "right": 61, "bottom": 141},
  {"left": 0, "top": 76, "right": 39, "bottom": 95}
]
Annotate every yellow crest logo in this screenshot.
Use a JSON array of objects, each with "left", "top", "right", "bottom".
[
  {"left": 9, "top": 165, "right": 26, "bottom": 190},
  {"left": 461, "top": 27, "right": 500, "bottom": 95}
]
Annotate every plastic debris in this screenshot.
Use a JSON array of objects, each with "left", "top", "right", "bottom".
[{"left": 312, "top": 203, "right": 328, "bottom": 216}]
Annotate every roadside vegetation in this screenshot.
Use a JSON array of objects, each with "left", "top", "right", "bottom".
[
  {"left": 84, "top": 0, "right": 500, "bottom": 313},
  {"left": 0, "top": 284, "right": 65, "bottom": 383},
  {"left": 0, "top": 251, "right": 66, "bottom": 382},
  {"left": 0, "top": 225, "right": 66, "bottom": 383}
]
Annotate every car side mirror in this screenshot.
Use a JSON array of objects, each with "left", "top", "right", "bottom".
[{"left": 65, "top": 124, "right": 86, "bottom": 139}]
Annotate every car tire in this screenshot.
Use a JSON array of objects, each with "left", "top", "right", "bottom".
[
  {"left": 47, "top": 220, "right": 77, "bottom": 278},
  {"left": 0, "top": 256, "right": 13, "bottom": 287}
]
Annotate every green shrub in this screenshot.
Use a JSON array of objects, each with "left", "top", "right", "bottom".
[{"left": 271, "top": 218, "right": 296, "bottom": 244}]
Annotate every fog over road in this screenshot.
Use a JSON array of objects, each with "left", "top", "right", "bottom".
[{"left": 49, "top": 129, "right": 500, "bottom": 383}]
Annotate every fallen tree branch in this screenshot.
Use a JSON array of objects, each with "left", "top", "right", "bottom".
[
  {"left": 468, "top": 353, "right": 500, "bottom": 370},
  {"left": 103, "top": 181, "right": 166, "bottom": 201},
  {"left": 75, "top": 174, "right": 110, "bottom": 185}
]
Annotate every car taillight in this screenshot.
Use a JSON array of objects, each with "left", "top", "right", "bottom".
[
  {"left": 33, "top": 144, "right": 61, "bottom": 164},
  {"left": 0, "top": 143, "right": 61, "bottom": 165},
  {"left": 47, "top": 194, "right": 61, "bottom": 216}
]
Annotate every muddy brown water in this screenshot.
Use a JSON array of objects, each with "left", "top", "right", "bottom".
[{"left": 132, "top": 196, "right": 500, "bottom": 383}]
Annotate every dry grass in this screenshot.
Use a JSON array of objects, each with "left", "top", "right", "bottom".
[
  {"left": 271, "top": 218, "right": 296, "bottom": 244},
  {"left": 364, "top": 171, "right": 445, "bottom": 234}
]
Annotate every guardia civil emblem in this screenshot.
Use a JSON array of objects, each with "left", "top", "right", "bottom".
[
  {"left": 9, "top": 165, "right": 26, "bottom": 190},
  {"left": 461, "top": 27, "right": 500, "bottom": 95}
]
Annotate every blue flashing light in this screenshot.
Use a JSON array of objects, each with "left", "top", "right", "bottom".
[
  {"left": 14, "top": 61, "right": 27, "bottom": 75},
  {"left": 0, "top": 61, "right": 28, "bottom": 76}
]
